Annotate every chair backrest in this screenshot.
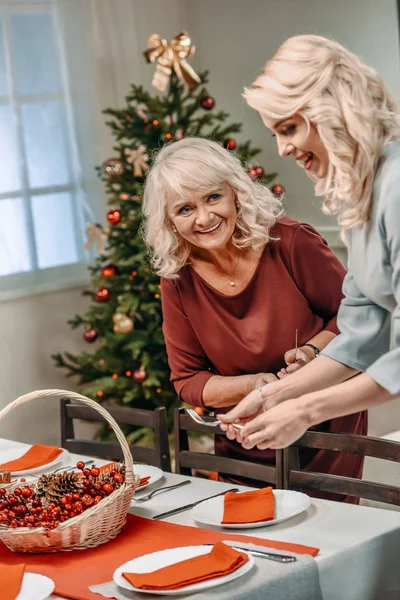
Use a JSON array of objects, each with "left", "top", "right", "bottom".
[
  {"left": 174, "top": 408, "right": 283, "bottom": 488},
  {"left": 283, "top": 431, "right": 400, "bottom": 505},
  {"left": 61, "top": 398, "right": 171, "bottom": 472}
]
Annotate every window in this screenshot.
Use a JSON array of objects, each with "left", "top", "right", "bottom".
[{"left": 0, "top": 1, "right": 92, "bottom": 297}]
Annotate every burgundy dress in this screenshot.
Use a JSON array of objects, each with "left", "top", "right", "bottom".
[{"left": 161, "top": 217, "right": 367, "bottom": 502}]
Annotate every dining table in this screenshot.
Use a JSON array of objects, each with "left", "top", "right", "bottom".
[{"left": 1, "top": 437, "right": 400, "bottom": 600}]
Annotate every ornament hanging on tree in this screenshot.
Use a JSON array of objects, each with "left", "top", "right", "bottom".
[
  {"left": 247, "top": 167, "right": 258, "bottom": 179},
  {"left": 255, "top": 166, "right": 265, "bottom": 177},
  {"left": 200, "top": 96, "right": 215, "bottom": 110},
  {"left": 223, "top": 138, "right": 237, "bottom": 151},
  {"left": 83, "top": 328, "right": 98, "bottom": 343},
  {"left": 107, "top": 209, "right": 122, "bottom": 225},
  {"left": 84, "top": 222, "right": 109, "bottom": 255},
  {"left": 101, "top": 158, "right": 125, "bottom": 178},
  {"left": 112, "top": 313, "right": 134, "bottom": 334},
  {"left": 124, "top": 145, "right": 149, "bottom": 177},
  {"left": 143, "top": 31, "right": 201, "bottom": 92},
  {"left": 95, "top": 287, "right": 110, "bottom": 302},
  {"left": 133, "top": 366, "right": 147, "bottom": 383},
  {"left": 101, "top": 264, "right": 118, "bottom": 278},
  {"left": 271, "top": 183, "right": 285, "bottom": 196}
]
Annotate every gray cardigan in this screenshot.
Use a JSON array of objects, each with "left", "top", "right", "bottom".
[{"left": 322, "top": 142, "right": 400, "bottom": 395}]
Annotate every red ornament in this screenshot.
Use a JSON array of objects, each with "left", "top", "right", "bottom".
[
  {"left": 247, "top": 167, "right": 258, "bottom": 179},
  {"left": 83, "top": 328, "right": 98, "bottom": 343},
  {"left": 76, "top": 461, "right": 85, "bottom": 470},
  {"left": 101, "top": 264, "right": 117, "bottom": 278},
  {"left": 255, "top": 166, "right": 265, "bottom": 177},
  {"left": 133, "top": 367, "right": 147, "bottom": 383},
  {"left": 113, "top": 473, "right": 124, "bottom": 484},
  {"left": 95, "top": 287, "right": 110, "bottom": 302},
  {"left": 102, "top": 482, "right": 114, "bottom": 495},
  {"left": 271, "top": 183, "right": 285, "bottom": 196},
  {"left": 223, "top": 138, "right": 237, "bottom": 151},
  {"left": 200, "top": 96, "right": 215, "bottom": 110},
  {"left": 107, "top": 209, "right": 121, "bottom": 225},
  {"left": 90, "top": 467, "right": 100, "bottom": 478}
]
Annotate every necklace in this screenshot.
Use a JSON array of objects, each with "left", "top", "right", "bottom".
[{"left": 214, "top": 253, "right": 241, "bottom": 287}]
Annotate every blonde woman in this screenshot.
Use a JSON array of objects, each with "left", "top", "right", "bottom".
[
  {"left": 219, "top": 35, "right": 400, "bottom": 452},
  {"left": 143, "top": 137, "right": 366, "bottom": 500}
]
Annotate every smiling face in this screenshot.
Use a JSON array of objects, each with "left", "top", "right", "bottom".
[
  {"left": 166, "top": 182, "right": 237, "bottom": 252},
  {"left": 261, "top": 113, "right": 329, "bottom": 178}
]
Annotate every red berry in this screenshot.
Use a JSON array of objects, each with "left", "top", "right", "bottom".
[
  {"left": 82, "top": 478, "right": 90, "bottom": 487},
  {"left": 8, "top": 495, "right": 18, "bottom": 506},
  {"left": 90, "top": 467, "right": 100, "bottom": 477},
  {"left": 0, "top": 488, "right": 6, "bottom": 497},
  {"left": 113, "top": 473, "right": 124, "bottom": 484},
  {"left": 65, "top": 493, "right": 73, "bottom": 503},
  {"left": 102, "top": 483, "right": 114, "bottom": 495},
  {"left": 110, "top": 469, "right": 118, "bottom": 476},
  {"left": 15, "top": 505, "right": 27, "bottom": 515},
  {"left": 89, "top": 488, "right": 97, "bottom": 497},
  {"left": 94, "top": 495, "right": 103, "bottom": 504},
  {"left": 83, "top": 468, "right": 92, "bottom": 477},
  {"left": 82, "top": 494, "right": 94, "bottom": 507},
  {"left": 72, "top": 493, "right": 81, "bottom": 501},
  {"left": 76, "top": 461, "right": 85, "bottom": 470},
  {"left": 21, "top": 487, "right": 33, "bottom": 498},
  {"left": 14, "top": 488, "right": 22, "bottom": 497}
]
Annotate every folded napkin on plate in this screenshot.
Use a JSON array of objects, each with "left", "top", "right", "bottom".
[
  {"left": 222, "top": 486, "right": 275, "bottom": 524},
  {"left": 122, "top": 542, "right": 248, "bottom": 591},
  {"left": 1, "top": 563, "right": 26, "bottom": 600},
  {"left": 0, "top": 445, "right": 63, "bottom": 472}
]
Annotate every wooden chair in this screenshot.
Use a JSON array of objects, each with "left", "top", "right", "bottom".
[
  {"left": 174, "top": 407, "right": 283, "bottom": 488},
  {"left": 61, "top": 398, "right": 171, "bottom": 472},
  {"left": 283, "top": 430, "right": 400, "bottom": 505}
]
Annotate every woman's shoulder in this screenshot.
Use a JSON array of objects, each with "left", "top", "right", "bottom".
[{"left": 271, "top": 215, "right": 322, "bottom": 246}]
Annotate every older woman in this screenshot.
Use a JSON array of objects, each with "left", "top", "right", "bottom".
[
  {"left": 219, "top": 35, "right": 400, "bottom": 451},
  {"left": 143, "top": 137, "right": 366, "bottom": 500}
]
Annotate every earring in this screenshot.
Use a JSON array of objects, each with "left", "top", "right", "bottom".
[
  {"left": 172, "top": 224, "right": 177, "bottom": 233},
  {"left": 235, "top": 200, "right": 240, "bottom": 210}
]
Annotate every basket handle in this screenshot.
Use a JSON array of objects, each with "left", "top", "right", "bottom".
[{"left": 0, "top": 389, "right": 134, "bottom": 486}]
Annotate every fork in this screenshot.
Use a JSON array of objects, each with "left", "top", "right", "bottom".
[
  {"left": 186, "top": 408, "right": 244, "bottom": 430},
  {"left": 133, "top": 479, "right": 191, "bottom": 502}
]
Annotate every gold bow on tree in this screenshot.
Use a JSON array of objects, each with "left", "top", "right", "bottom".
[
  {"left": 84, "top": 222, "right": 109, "bottom": 255},
  {"left": 144, "top": 31, "right": 201, "bottom": 92}
]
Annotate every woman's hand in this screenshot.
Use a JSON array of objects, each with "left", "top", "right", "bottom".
[
  {"left": 218, "top": 378, "right": 286, "bottom": 441},
  {"left": 277, "top": 345, "right": 315, "bottom": 379},
  {"left": 236, "top": 397, "right": 310, "bottom": 450}
]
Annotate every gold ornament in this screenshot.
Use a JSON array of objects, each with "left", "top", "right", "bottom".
[
  {"left": 143, "top": 31, "right": 201, "bottom": 92},
  {"left": 124, "top": 145, "right": 149, "bottom": 177},
  {"left": 113, "top": 312, "right": 134, "bottom": 334},
  {"left": 84, "top": 222, "right": 109, "bottom": 255},
  {"left": 101, "top": 157, "right": 125, "bottom": 178}
]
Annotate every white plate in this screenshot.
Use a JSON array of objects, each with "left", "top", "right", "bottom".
[
  {"left": 113, "top": 544, "right": 254, "bottom": 595},
  {"left": 16, "top": 572, "right": 55, "bottom": 600},
  {"left": 133, "top": 464, "right": 163, "bottom": 490},
  {"left": 192, "top": 489, "right": 311, "bottom": 529},
  {"left": 0, "top": 447, "right": 69, "bottom": 476}
]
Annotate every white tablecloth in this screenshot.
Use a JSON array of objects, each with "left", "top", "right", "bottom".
[{"left": 1, "top": 438, "right": 400, "bottom": 600}]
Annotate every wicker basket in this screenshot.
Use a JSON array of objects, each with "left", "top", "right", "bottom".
[{"left": 0, "top": 389, "right": 135, "bottom": 553}]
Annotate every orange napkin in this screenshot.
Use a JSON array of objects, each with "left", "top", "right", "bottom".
[
  {"left": 122, "top": 542, "right": 248, "bottom": 591},
  {"left": 0, "top": 563, "right": 26, "bottom": 600},
  {"left": 0, "top": 444, "right": 63, "bottom": 472},
  {"left": 222, "top": 486, "right": 275, "bottom": 524}
]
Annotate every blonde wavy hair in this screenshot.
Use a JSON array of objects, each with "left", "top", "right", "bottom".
[
  {"left": 244, "top": 34, "right": 400, "bottom": 237},
  {"left": 142, "top": 137, "right": 282, "bottom": 279}
]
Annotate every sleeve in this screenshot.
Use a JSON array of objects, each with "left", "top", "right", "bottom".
[
  {"left": 160, "top": 278, "right": 214, "bottom": 407},
  {"left": 321, "top": 264, "right": 392, "bottom": 375},
  {"left": 290, "top": 224, "right": 347, "bottom": 335},
  {"left": 366, "top": 180, "right": 400, "bottom": 394}
]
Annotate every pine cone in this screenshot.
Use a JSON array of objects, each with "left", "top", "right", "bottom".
[
  {"left": 36, "top": 471, "right": 84, "bottom": 504},
  {"left": 99, "top": 462, "right": 126, "bottom": 482}
]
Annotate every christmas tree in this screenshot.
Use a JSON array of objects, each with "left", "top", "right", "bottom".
[{"left": 53, "top": 32, "right": 279, "bottom": 444}]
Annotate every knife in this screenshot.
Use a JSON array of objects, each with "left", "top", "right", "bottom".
[
  {"left": 152, "top": 488, "right": 239, "bottom": 520},
  {"left": 221, "top": 543, "right": 297, "bottom": 563}
]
